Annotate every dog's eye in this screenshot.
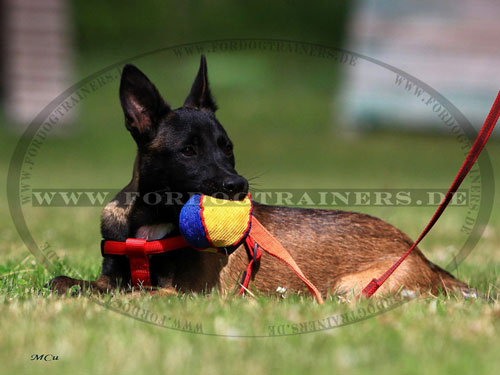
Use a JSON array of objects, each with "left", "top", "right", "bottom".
[
  {"left": 223, "top": 144, "right": 233, "bottom": 156},
  {"left": 181, "top": 146, "right": 196, "bottom": 156}
]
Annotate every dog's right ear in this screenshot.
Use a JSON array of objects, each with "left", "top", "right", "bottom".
[
  {"left": 119, "top": 64, "right": 170, "bottom": 143},
  {"left": 183, "top": 55, "right": 217, "bottom": 112}
]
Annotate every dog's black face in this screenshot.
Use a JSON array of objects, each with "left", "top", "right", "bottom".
[
  {"left": 119, "top": 56, "right": 248, "bottom": 202},
  {"left": 140, "top": 107, "right": 248, "bottom": 200}
]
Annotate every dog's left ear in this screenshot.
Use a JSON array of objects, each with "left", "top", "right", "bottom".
[{"left": 183, "top": 55, "right": 218, "bottom": 112}]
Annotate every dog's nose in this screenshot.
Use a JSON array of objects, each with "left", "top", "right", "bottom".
[{"left": 222, "top": 176, "right": 248, "bottom": 196}]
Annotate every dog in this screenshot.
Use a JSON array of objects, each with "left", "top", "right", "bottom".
[{"left": 49, "top": 55, "right": 468, "bottom": 298}]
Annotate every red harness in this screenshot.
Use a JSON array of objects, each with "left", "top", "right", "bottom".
[
  {"left": 101, "top": 236, "right": 263, "bottom": 291},
  {"left": 101, "top": 219, "right": 324, "bottom": 304},
  {"left": 101, "top": 236, "right": 190, "bottom": 286}
]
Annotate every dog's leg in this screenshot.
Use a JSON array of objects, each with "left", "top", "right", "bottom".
[
  {"left": 48, "top": 255, "right": 130, "bottom": 294},
  {"left": 47, "top": 274, "right": 116, "bottom": 294},
  {"left": 151, "top": 287, "right": 179, "bottom": 296},
  {"left": 333, "top": 256, "right": 469, "bottom": 297}
]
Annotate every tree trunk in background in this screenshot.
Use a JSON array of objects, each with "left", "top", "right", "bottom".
[{"left": 2, "top": 0, "right": 74, "bottom": 131}]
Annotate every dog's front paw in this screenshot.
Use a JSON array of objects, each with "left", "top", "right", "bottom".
[{"left": 46, "top": 276, "right": 82, "bottom": 295}]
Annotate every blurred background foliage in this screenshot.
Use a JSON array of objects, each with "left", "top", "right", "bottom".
[{"left": 73, "top": 1, "right": 351, "bottom": 56}]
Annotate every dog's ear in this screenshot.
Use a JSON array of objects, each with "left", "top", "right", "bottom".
[
  {"left": 183, "top": 55, "right": 218, "bottom": 112},
  {"left": 119, "top": 64, "right": 170, "bottom": 143}
]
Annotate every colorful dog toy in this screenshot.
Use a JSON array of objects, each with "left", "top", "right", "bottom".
[
  {"left": 179, "top": 194, "right": 253, "bottom": 254},
  {"left": 179, "top": 194, "right": 324, "bottom": 303}
]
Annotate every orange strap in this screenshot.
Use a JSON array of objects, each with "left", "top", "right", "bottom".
[{"left": 249, "top": 218, "right": 324, "bottom": 304}]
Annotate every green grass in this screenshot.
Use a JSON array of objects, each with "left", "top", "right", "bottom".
[{"left": 1, "top": 53, "right": 500, "bottom": 375}]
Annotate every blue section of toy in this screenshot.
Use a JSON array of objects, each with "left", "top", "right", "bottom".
[{"left": 179, "top": 194, "right": 211, "bottom": 249}]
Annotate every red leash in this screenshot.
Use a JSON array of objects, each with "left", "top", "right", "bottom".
[{"left": 362, "top": 91, "right": 500, "bottom": 297}]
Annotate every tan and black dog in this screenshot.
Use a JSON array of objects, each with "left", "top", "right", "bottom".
[{"left": 49, "top": 56, "right": 468, "bottom": 298}]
